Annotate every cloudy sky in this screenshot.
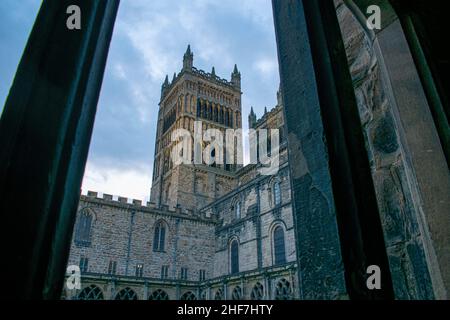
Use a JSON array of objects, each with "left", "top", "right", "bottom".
[{"left": 0, "top": 0, "right": 280, "bottom": 202}]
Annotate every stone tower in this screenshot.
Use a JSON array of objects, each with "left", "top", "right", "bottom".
[{"left": 150, "top": 45, "right": 243, "bottom": 210}]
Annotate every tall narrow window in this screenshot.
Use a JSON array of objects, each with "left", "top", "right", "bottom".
[
  {"left": 108, "top": 260, "right": 117, "bottom": 275},
  {"left": 274, "top": 181, "right": 281, "bottom": 206},
  {"left": 153, "top": 221, "right": 166, "bottom": 252},
  {"left": 230, "top": 240, "right": 239, "bottom": 274},
  {"left": 75, "top": 209, "right": 93, "bottom": 247},
  {"left": 199, "top": 269, "right": 206, "bottom": 281},
  {"left": 79, "top": 257, "right": 89, "bottom": 273},
  {"left": 161, "top": 265, "right": 169, "bottom": 279},
  {"left": 235, "top": 202, "right": 241, "bottom": 219},
  {"left": 274, "top": 226, "right": 286, "bottom": 265},
  {"left": 197, "top": 99, "right": 201, "bottom": 117},
  {"left": 135, "top": 264, "right": 143, "bottom": 278},
  {"left": 180, "top": 267, "right": 188, "bottom": 280}
]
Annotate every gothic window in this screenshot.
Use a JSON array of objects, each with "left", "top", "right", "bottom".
[
  {"left": 108, "top": 260, "right": 117, "bottom": 275},
  {"left": 161, "top": 265, "right": 169, "bottom": 279},
  {"left": 149, "top": 289, "right": 169, "bottom": 300},
  {"left": 274, "top": 226, "right": 286, "bottom": 265},
  {"left": 209, "top": 104, "right": 213, "bottom": 120},
  {"left": 180, "top": 267, "right": 188, "bottom": 280},
  {"left": 153, "top": 221, "right": 167, "bottom": 252},
  {"left": 78, "top": 285, "right": 104, "bottom": 300},
  {"left": 180, "top": 291, "right": 196, "bottom": 300},
  {"left": 199, "top": 269, "right": 206, "bottom": 281},
  {"left": 230, "top": 240, "right": 239, "bottom": 274},
  {"left": 235, "top": 202, "right": 241, "bottom": 219},
  {"left": 274, "top": 181, "right": 281, "bottom": 206},
  {"left": 115, "top": 287, "right": 138, "bottom": 300},
  {"left": 202, "top": 102, "right": 207, "bottom": 118},
  {"left": 197, "top": 100, "right": 202, "bottom": 116},
  {"left": 230, "top": 111, "right": 233, "bottom": 127},
  {"left": 250, "top": 283, "right": 264, "bottom": 300},
  {"left": 74, "top": 209, "right": 93, "bottom": 247},
  {"left": 231, "top": 286, "right": 242, "bottom": 300},
  {"left": 214, "top": 288, "right": 223, "bottom": 300},
  {"left": 274, "top": 279, "right": 292, "bottom": 300},
  {"left": 135, "top": 264, "right": 143, "bottom": 278},
  {"left": 79, "top": 257, "right": 88, "bottom": 273},
  {"left": 225, "top": 110, "right": 229, "bottom": 126},
  {"left": 199, "top": 290, "right": 207, "bottom": 300},
  {"left": 214, "top": 107, "right": 218, "bottom": 122}
]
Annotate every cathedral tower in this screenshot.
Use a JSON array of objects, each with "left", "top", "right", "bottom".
[{"left": 150, "top": 45, "right": 243, "bottom": 210}]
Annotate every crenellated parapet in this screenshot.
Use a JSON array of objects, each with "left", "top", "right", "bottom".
[
  {"left": 81, "top": 191, "right": 218, "bottom": 223},
  {"left": 251, "top": 103, "right": 284, "bottom": 129},
  {"left": 161, "top": 45, "right": 241, "bottom": 101}
]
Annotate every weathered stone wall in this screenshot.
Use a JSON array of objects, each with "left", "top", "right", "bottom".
[
  {"left": 335, "top": 0, "right": 435, "bottom": 299},
  {"left": 64, "top": 102, "right": 300, "bottom": 300},
  {"left": 67, "top": 195, "right": 217, "bottom": 282}
]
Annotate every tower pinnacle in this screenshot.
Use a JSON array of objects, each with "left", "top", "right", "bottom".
[
  {"left": 231, "top": 64, "right": 241, "bottom": 89},
  {"left": 248, "top": 106, "right": 257, "bottom": 129},
  {"left": 183, "top": 44, "right": 194, "bottom": 71},
  {"left": 161, "top": 75, "right": 169, "bottom": 97}
]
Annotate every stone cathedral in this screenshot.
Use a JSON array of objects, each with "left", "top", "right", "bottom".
[
  {"left": 62, "top": 0, "right": 450, "bottom": 301},
  {"left": 63, "top": 46, "right": 298, "bottom": 300}
]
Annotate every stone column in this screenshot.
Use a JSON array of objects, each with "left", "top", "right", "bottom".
[
  {"left": 0, "top": 0, "right": 120, "bottom": 299},
  {"left": 143, "top": 282, "right": 149, "bottom": 300},
  {"left": 272, "top": 0, "right": 394, "bottom": 299}
]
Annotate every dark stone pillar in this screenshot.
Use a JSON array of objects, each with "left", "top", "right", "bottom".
[
  {"left": 272, "top": 0, "right": 394, "bottom": 299},
  {"left": 0, "top": 0, "right": 120, "bottom": 299}
]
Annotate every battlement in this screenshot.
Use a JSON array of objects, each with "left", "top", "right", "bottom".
[
  {"left": 191, "top": 67, "right": 235, "bottom": 88},
  {"left": 161, "top": 45, "right": 241, "bottom": 100},
  {"left": 81, "top": 191, "right": 217, "bottom": 222},
  {"left": 253, "top": 103, "right": 283, "bottom": 128},
  {"left": 164, "top": 67, "right": 236, "bottom": 95}
]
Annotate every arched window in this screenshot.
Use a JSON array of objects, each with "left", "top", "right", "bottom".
[
  {"left": 274, "top": 226, "right": 286, "bottom": 265},
  {"left": 78, "top": 285, "right": 103, "bottom": 300},
  {"left": 74, "top": 209, "right": 93, "bottom": 247},
  {"left": 274, "top": 279, "right": 292, "bottom": 300},
  {"left": 230, "top": 240, "right": 239, "bottom": 274},
  {"left": 214, "top": 288, "right": 223, "bottom": 300},
  {"left": 274, "top": 181, "right": 281, "bottom": 206},
  {"left": 231, "top": 286, "right": 242, "bottom": 300},
  {"left": 199, "top": 290, "right": 207, "bottom": 300},
  {"left": 235, "top": 202, "right": 241, "bottom": 219},
  {"left": 250, "top": 283, "right": 264, "bottom": 300},
  {"left": 197, "top": 99, "right": 201, "bottom": 117},
  {"left": 202, "top": 102, "right": 207, "bottom": 118},
  {"left": 214, "top": 107, "right": 218, "bottom": 122},
  {"left": 225, "top": 110, "right": 230, "bottom": 126},
  {"left": 149, "top": 289, "right": 169, "bottom": 300},
  {"left": 115, "top": 287, "right": 138, "bottom": 300},
  {"left": 153, "top": 221, "right": 167, "bottom": 252},
  {"left": 220, "top": 108, "right": 224, "bottom": 124},
  {"left": 180, "top": 291, "right": 196, "bottom": 300}
]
